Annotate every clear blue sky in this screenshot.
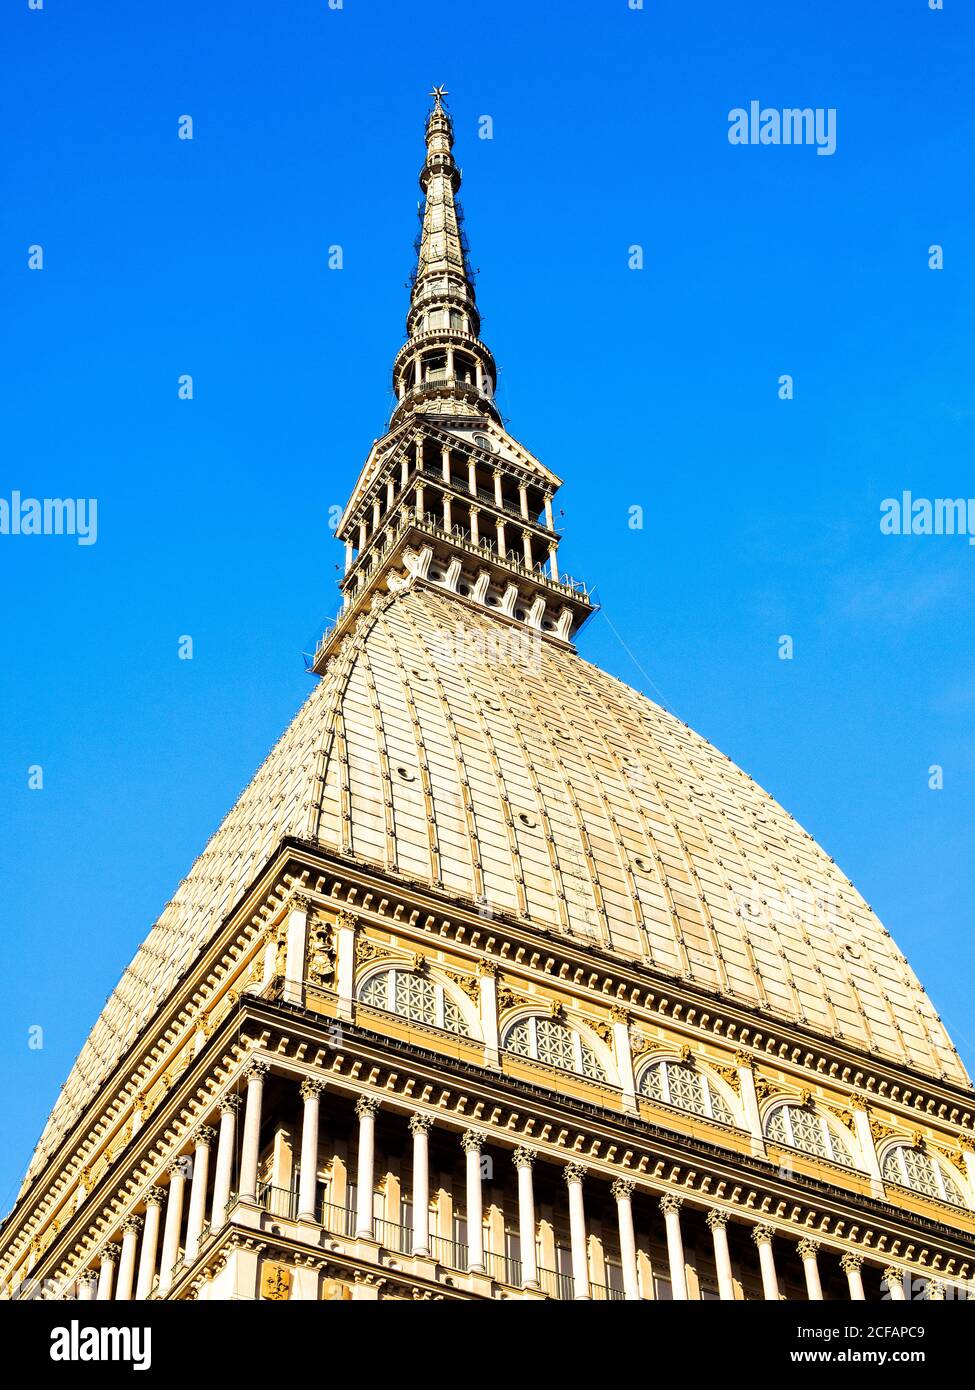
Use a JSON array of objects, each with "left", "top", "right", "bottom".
[{"left": 1, "top": 1, "right": 973, "bottom": 1211}]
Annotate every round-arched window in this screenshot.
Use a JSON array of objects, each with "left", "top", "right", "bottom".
[
  {"left": 881, "top": 1144, "right": 966, "bottom": 1207},
  {"left": 764, "top": 1103, "right": 855, "bottom": 1167},
  {"left": 357, "top": 968, "right": 470, "bottom": 1037},
  {"left": 638, "top": 1059, "right": 735, "bottom": 1126},
  {"left": 502, "top": 1015, "right": 606, "bottom": 1081}
]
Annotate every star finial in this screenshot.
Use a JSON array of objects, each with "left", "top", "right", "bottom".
[{"left": 430, "top": 84, "right": 449, "bottom": 112}]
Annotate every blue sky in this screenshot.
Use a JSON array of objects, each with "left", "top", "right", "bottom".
[{"left": 1, "top": 0, "right": 973, "bottom": 1209}]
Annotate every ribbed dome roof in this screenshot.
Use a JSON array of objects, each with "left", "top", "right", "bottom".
[{"left": 25, "top": 581, "right": 967, "bottom": 1185}]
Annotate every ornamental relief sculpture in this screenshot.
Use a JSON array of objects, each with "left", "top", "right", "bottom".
[{"left": 306, "top": 918, "right": 336, "bottom": 986}]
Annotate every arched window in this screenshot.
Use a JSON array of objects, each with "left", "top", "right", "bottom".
[
  {"left": 881, "top": 1144, "right": 966, "bottom": 1207},
  {"left": 764, "top": 1103, "right": 855, "bottom": 1167},
  {"left": 502, "top": 1014, "right": 606, "bottom": 1081},
  {"left": 357, "top": 968, "right": 470, "bottom": 1037},
  {"left": 638, "top": 1059, "right": 735, "bottom": 1126}
]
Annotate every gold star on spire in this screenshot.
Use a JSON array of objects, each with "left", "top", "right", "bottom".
[{"left": 430, "top": 84, "right": 449, "bottom": 111}]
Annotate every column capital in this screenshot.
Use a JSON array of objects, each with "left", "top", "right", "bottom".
[
  {"left": 286, "top": 891, "right": 312, "bottom": 914},
  {"left": 925, "top": 1279, "right": 946, "bottom": 1301},
  {"left": 476, "top": 958, "right": 500, "bottom": 978},
  {"left": 355, "top": 1094, "right": 380, "bottom": 1120},
  {"left": 244, "top": 1059, "right": 269, "bottom": 1084},
  {"left": 563, "top": 1161, "right": 587, "bottom": 1186},
  {"left": 849, "top": 1092, "right": 871, "bottom": 1113},
  {"left": 101, "top": 1243, "right": 121, "bottom": 1265},
  {"left": 168, "top": 1156, "right": 192, "bottom": 1181},
  {"left": 513, "top": 1145, "right": 536, "bottom": 1170},
  {"left": 797, "top": 1238, "right": 821, "bottom": 1259},
  {"left": 611, "top": 1178, "right": 635, "bottom": 1202},
  {"left": 122, "top": 1215, "right": 144, "bottom": 1236},
  {"left": 734, "top": 1049, "right": 754, "bottom": 1069},
  {"left": 705, "top": 1208, "right": 729, "bottom": 1232},
  {"left": 460, "top": 1129, "right": 483, "bottom": 1154},
  {"left": 840, "top": 1251, "right": 863, "bottom": 1274},
  {"left": 144, "top": 1185, "right": 166, "bottom": 1208},
  {"left": 409, "top": 1112, "right": 434, "bottom": 1136},
  {"left": 751, "top": 1224, "right": 775, "bottom": 1247},
  {"left": 882, "top": 1265, "right": 904, "bottom": 1286},
  {"left": 609, "top": 1005, "right": 631, "bottom": 1025},
  {"left": 194, "top": 1124, "right": 217, "bottom": 1149},
  {"left": 659, "top": 1193, "right": 683, "bottom": 1216},
  {"left": 79, "top": 1269, "right": 98, "bottom": 1290},
  {"left": 219, "top": 1093, "right": 242, "bottom": 1115},
  {"left": 300, "top": 1077, "right": 327, "bottom": 1102}
]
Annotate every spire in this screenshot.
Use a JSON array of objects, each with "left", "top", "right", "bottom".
[
  {"left": 312, "top": 91, "right": 595, "bottom": 676},
  {"left": 390, "top": 87, "right": 499, "bottom": 427}
]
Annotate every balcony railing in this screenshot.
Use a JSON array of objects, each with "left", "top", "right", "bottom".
[
  {"left": 256, "top": 1181, "right": 299, "bottom": 1221},
  {"left": 320, "top": 1199, "right": 356, "bottom": 1238},
  {"left": 374, "top": 1216, "right": 412, "bottom": 1254},
  {"left": 429, "top": 1233, "right": 469, "bottom": 1271},
  {"left": 537, "top": 1265, "right": 574, "bottom": 1300},
  {"left": 482, "top": 1250, "right": 523, "bottom": 1288},
  {"left": 221, "top": 1186, "right": 624, "bottom": 1300}
]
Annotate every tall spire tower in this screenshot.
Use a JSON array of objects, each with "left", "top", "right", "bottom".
[
  {"left": 390, "top": 84, "right": 499, "bottom": 429},
  {"left": 313, "top": 88, "right": 595, "bottom": 673},
  {"left": 4, "top": 90, "right": 972, "bottom": 1312}
]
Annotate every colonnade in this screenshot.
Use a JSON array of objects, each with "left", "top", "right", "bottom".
[{"left": 68, "top": 1060, "right": 926, "bottom": 1302}]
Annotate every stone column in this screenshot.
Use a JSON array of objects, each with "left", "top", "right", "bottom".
[
  {"left": 611, "top": 1008, "right": 637, "bottom": 1113},
  {"left": 115, "top": 1217, "right": 142, "bottom": 1301},
  {"left": 735, "top": 1051, "right": 766, "bottom": 1155},
  {"left": 521, "top": 530, "right": 533, "bottom": 567},
  {"left": 706, "top": 1209, "right": 736, "bottom": 1301},
  {"left": 798, "top": 1238, "right": 824, "bottom": 1300},
  {"left": 283, "top": 894, "right": 310, "bottom": 1006},
  {"left": 493, "top": 469, "right": 503, "bottom": 508},
  {"left": 659, "top": 1195, "right": 688, "bottom": 1300},
  {"left": 134, "top": 1187, "right": 165, "bottom": 1300},
  {"left": 514, "top": 1147, "right": 539, "bottom": 1290},
  {"left": 298, "top": 1078, "right": 326, "bottom": 1223},
  {"left": 611, "top": 1179, "right": 640, "bottom": 1301},
  {"left": 409, "top": 1113, "right": 433, "bottom": 1256},
  {"left": 96, "top": 1243, "right": 120, "bottom": 1301},
  {"left": 850, "top": 1095, "right": 884, "bottom": 1195},
  {"left": 543, "top": 493, "right": 554, "bottom": 530},
  {"left": 461, "top": 1131, "right": 485, "bottom": 1273},
  {"left": 77, "top": 1270, "right": 98, "bottom": 1301},
  {"left": 477, "top": 962, "right": 500, "bottom": 1068},
  {"left": 841, "top": 1251, "right": 866, "bottom": 1300},
  {"left": 354, "top": 1096, "right": 379, "bottom": 1239},
  {"left": 496, "top": 519, "right": 506, "bottom": 556},
  {"left": 548, "top": 543, "right": 559, "bottom": 582},
  {"left": 344, "top": 539, "right": 353, "bottom": 574},
  {"left": 158, "top": 1159, "right": 189, "bottom": 1296},
  {"left": 334, "top": 911, "right": 356, "bottom": 1020},
  {"left": 883, "top": 1266, "right": 908, "bottom": 1301},
  {"left": 469, "top": 506, "right": 479, "bottom": 546},
  {"left": 239, "top": 1062, "right": 268, "bottom": 1205},
  {"left": 210, "top": 1094, "right": 241, "bottom": 1231},
  {"left": 441, "top": 445, "right": 451, "bottom": 482},
  {"left": 753, "top": 1225, "right": 779, "bottom": 1301},
  {"left": 564, "top": 1163, "right": 590, "bottom": 1300},
  {"left": 184, "top": 1125, "right": 216, "bottom": 1263}
]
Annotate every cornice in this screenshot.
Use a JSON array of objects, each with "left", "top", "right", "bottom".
[{"left": 7, "top": 834, "right": 974, "bottom": 1283}]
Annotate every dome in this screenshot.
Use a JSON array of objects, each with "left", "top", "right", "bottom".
[{"left": 26, "top": 579, "right": 967, "bottom": 1186}]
